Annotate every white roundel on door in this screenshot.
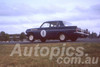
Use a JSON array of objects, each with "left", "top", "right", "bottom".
[{"left": 40, "top": 30, "right": 46, "bottom": 37}]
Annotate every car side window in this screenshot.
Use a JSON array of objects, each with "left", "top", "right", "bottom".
[
  {"left": 50, "top": 22, "right": 60, "bottom": 27},
  {"left": 41, "top": 23, "right": 50, "bottom": 28},
  {"left": 50, "top": 24, "right": 57, "bottom": 27},
  {"left": 57, "top": 22, "right": 60, "bottom": 27},
  {"left": 51, "top": 24, "right": 54, "bottom": 27}
]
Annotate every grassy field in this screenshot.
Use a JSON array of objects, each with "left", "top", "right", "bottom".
[{"left": 0, "top": 43, "right": 100, "bottom": 67}]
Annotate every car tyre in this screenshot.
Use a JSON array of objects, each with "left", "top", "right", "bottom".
[
  {"left": 28, "top": 34, "right": 35, "bottom": 42},
  {"left": 59, "top": 33, "right": 66, "bottom": 42}
]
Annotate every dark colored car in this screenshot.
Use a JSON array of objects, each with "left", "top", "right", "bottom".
[{"left": 26, "top": 21, "right": 89, "bottom": 42}]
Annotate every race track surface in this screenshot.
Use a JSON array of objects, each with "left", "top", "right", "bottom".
[{"left": 0, "top": 38, "right": 100, "bottom": 44}]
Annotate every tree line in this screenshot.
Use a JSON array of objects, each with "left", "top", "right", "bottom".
[
  {"left": 88, "top": 32, "right": 100, "bottom": 38},
  {"left": 0, "top": 31, "right": 100, "bottom": 41},
  {"left": 0, "top": 31, "right": 26, "bottom": 41}
]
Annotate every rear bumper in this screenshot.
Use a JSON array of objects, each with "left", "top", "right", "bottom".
[{"left": 74, "top": 32, "right": 89, "bottom": 38}]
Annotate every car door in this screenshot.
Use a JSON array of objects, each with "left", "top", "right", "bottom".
[
  {"left": 39, "top": 22, "right": 51, "bottom": 39},
  {"left": 39, "top": 23, "right": 59, "bottom": 39},
  {"left": 47, "top": 27, "right": 59, "bottom": 39}
]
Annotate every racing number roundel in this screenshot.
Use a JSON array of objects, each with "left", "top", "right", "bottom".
[{"left": 40, "top": 30, "right": 46, "bottom": 37}]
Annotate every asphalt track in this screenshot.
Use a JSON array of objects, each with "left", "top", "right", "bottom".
[{"left": 0, "top": 38, "right": 100, "bottom": 44}]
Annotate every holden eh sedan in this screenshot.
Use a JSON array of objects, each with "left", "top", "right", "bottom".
[{"left": 26, "top": 21, "right": 89, "bottom": 42}]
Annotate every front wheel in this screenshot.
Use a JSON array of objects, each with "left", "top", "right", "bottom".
[
  {"left": 59, "top": 33, "right": 66, "bottom": 42},
  {"left": 28, "top": 34, "right": 35, "bottom": 42}
]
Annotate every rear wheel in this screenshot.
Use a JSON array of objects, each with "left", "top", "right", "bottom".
[
  {"left": 28, "top": 34, "right": 35, "bottom": 42},
  {"left": 59, "top": 33, "right": 66, "bottom": 42},
  {"left": 70, "top": 37, "right": 77, "bottom": 41}
]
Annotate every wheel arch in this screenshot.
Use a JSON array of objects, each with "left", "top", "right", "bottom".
[
  {"left": 27, "top": 32, "right": 34, "bottom": 36},
  {"left": 57, "top": 32, "right": 66, "bottom": 37}
]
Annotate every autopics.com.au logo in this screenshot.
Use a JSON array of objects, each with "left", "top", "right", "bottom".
[{"left": 10, "top": 43, "right": 99, "bottom": 64}]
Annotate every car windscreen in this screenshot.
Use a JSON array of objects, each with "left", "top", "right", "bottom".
[{"left": 41, "top": 23, "right": 50, "bottom": 28}]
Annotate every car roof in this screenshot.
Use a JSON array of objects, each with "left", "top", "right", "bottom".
[
  {"left": 44, "top": 20, "right": 65, "bottom": 26},
  {"left": 44, "top": 20, "right": 62, "bottom": 23}
]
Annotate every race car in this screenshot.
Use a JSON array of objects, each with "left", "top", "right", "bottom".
[{"left": 26, "top": 21, "right": 89, "bottom": 42}]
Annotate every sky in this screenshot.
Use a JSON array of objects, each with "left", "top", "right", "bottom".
[{"left": 0, "top": 0, "right": 100, "bottom": 34}]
